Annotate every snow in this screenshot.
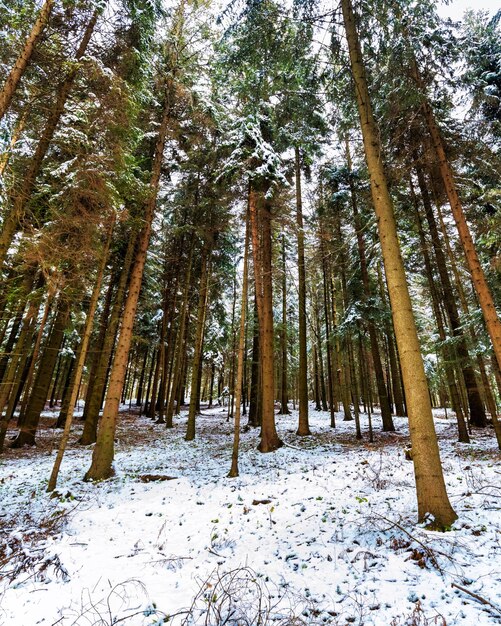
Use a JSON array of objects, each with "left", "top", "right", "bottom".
[{"left": 0, "top": 406, "right": 500, "bottom": 625}]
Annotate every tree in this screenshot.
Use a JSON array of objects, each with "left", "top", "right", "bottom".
[{"left": 340, "top": 0, "right": 457, "bottom": 528}]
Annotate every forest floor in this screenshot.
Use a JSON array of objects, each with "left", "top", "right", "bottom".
[{"left": 0, "top": 405, "right": 500, "bottom": 626}]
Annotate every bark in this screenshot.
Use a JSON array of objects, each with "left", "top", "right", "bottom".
[
  {"left": 279, "top": 233, "right": 290, "bottom": 414},
  {"left": 376, "top": 262, "right": 406, "bottom": 416},
  {"left": 295, "top": 147, "right": 310, "bottom": 435},
  {"left": 186, "top": 239, "right": 212, "bottom": 440},
  {"left": 0, "top": 0, "right": 54, "bottom": 120},
  {"left": 249, "top": 182, "right": 283, "bottom": 452},
  {"left": 346, "top": 139, "right": 395, "bottom": 432},
  {"left": 80, "top": 235, "right": 135, "bottom": 444},
  {"left": 0, "top": 111, "right": 26, "bottom": 176},
  {"left": 17, "top": 292, "right": 54, "bottom": 425},
  {"left": 0, "top": 8, "right": 99, "bottom": 266},
  {"left": 165, "top": 242, "right": 194, "bottom": 427},
  {"left": 342, "top": 0, "right": 456, "bottom": 527},
  {"left": 414, "top": 64, "right": 501, "bottom": 377},
  {"left": 11, "top": 297, "right": 69, "bottom": 447},
  {"left": 84, "top": 81, "right": 171, "bottom": 480},
  {"left": 415, "top": 163, "right": 486, "bottom": 427},
  {"left": 228, "top": 210, "right": 250, "bottom": 477},
  {"left": 0, "top": 294, "right": 41, "bottom": 450},
  {"left": 48, "top": 217, "right": 113, "bottom": 491},
  {"left": 321, "top": 242, "right": 336, "bottom": 427},
  {"left": 412, "top": 191, "right": 470, "bottom": 443},
  {"left": 81, "top": 272, "right": 115, "bottom": 417},
  {"left": 248, "top": 295, "right": 260, "bottom": 427}
]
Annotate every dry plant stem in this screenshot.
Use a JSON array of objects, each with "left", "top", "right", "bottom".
[
  {"left": 0, "top": 0, "right": 54, "bottom": 120},
  {"left": 451, "top": 583, "right": 501, "bottom": 615},
  {"left": 47, "top": 216, "right": 115, "bottom": 492},
  {"left": 341, "top": 0, "right": 456, "bottom": 528},
  {"left": 228, "top": 207, "right": 250, "bottom": 477}
]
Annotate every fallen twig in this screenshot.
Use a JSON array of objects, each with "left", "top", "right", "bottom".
[{"left": 451, "top": 583, "right": 501, "bottom": 615}]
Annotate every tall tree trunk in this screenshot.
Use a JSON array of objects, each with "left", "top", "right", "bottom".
[
  {"left": 412, "top": 190, "right": 470, "bottom": 443},
  {"left": 11, "top": 297, "right": 69, "bottom": 447},
  {"left": 295, "top": 147, "right": 311, "bottom": 435},
  {"left": 228, "top": 210, "right": 250, "bottom": 477},
  {"left": 321, "top": 242, "right": 336, "bottom": 427},
  {"left": 186, "top": 239, "right": 212, "bottom": 440},
  {"left": 341, "top": 0, "right": 456, "bottom": 527},
  {"left": 165, "top": 242, "right": 194, "bottom": 428},
  {"left": 0, "top": 110, "right": 27, "bottom": 176},
  {"left": 248, "top": 295, "right": 260, "bottom": 427},
  {"left": 80, "top": 234, "right": 136, "bottom": 444},
  {"left": 48, "top": 217, "right": 113, "bottom": 491},
  {"left": 279, "top": 233, "right": 290, "bottom": 414},
  {"left": 84, "top": 80, "right": 172, "bottom": 480},
  {"left": 249, "top": 181, "right": 283, "bottom": 452},
  {"left": 376, "top": 262, "right": 406, "bottom": 416},
  {"left": 0, "top": 8, "right": 99, "bottom": 266},
  {"left": 346, "top": 139, "right": 394, "bottom": 431},
  {"left": 413, "top": 65, "right": 501, "bottom": 376},
  {"left": 81, "top": 271, "right": 115, "bottom": 421},
  {"left": 0, "top": 0, "right": 54, "bottom": 120},
  {"left": 415, "top": 163, "right": 486, "bottom": 427},
  {"left": 0, "top": 294, "right": 41, "bottom": 450}
]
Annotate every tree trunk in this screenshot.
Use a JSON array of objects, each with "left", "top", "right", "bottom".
[
  {"left": 186, "top": 239, "right": 212, "bottom": 440},
  {"left": 84, "top": 80, "right": 172, "bottom": 480},
  {"left": 415, "top": 163, "right": 486, "bottom": 427},
  {"left": 11, "top": 297, "right": 69, "bottom": 447},
  {"left": 228, "top": 210, "right": 250, "bottom": 477},
  {"left": 0, "top": 8, "right": 99, "bottom": 266},
  {"left": 249, "top": 182, "right": 283, "bottom": 452},
  {"left": 48, "top": 217, "right": 113, "bottom": 491},
  {"left": 412, "top": 190, "right": 470, "bottom": 443},
  {"left": 80, "top": 234, "right": 136, "bottom": 444},
  {"left": 279, "top": 233, "right": 290, "bottom": 414},
  {"left": 414, "top": 65, "right": 501, "bottom": 376},
  {"left": 0, "top": 0, "right": 54, "bottom": 120},
  {"left": 341, "top": 0, "right": 456, "bottom": 527},
  {"left": 248, "top": 295, "right": 260, "bottom": 427},
  {"left": 0, "top": 294, "right": 41, "bottom": 450},
  {"left": 295, "top": 147, "right": 310, "bottom": 435},
  {"left": 346, "top": 139, "right": 394, "bottom": 432}
]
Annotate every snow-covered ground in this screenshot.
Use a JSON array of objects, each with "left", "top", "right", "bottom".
[{"left": 0, "top": 406, "right": 500, "bottom": 625}]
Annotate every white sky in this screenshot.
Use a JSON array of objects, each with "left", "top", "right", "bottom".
[{"left": 437, "top": 0, "right": 498, "bottom": 19}]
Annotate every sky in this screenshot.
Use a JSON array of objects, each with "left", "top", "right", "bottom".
[{"left": 437, "top": 0, "right": 498, "bottom": 19}]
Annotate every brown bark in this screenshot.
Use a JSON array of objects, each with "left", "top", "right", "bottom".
[
  {"left": 412, "top": 190, "right": 470, "bottom": 443},
  {"left": 186, "top": 238, "right": 212, "bottom": 440},
  {"left": 48, "top": 217, "right": 114, "bottom": 491},
  {"left": 346, "top": 139, "right": 394, "bottom": 431},
  {"left": 84, "top": 81, "right": 171, "bottom": 480},
  {"left": 415, "top": 163, "right": 486, "bottom": 427},
  {"left": 11, "top": 297, "right": 69, "bottom": 447},
  {"left": 0, "top": 0, "right": 54, "bottom": 120},
  {"left": 228, "top": 210, "right": 250, "bottom": 477},
  {"left": 80, "top": 234, "right": 136, "bottom": 444},
  {"left": 342, "top": 0, "right": 456, "bottom": 527},
  {"left": 295, "top": 147, "right": 310, "bottom": 435},
  {"left": 249, "top": 182, "right": 283, "bottom": 452},
  {"left": 413, "top": 65, "right": 501, "bottom": 377},
  {"left": 0, "top": 294, "right": 41, "bottom": 450},
  {"left": 248, "top": 295, "right": 261, "bottom": 427},
  {"left": 0, "top": 9, "right": 99, "bottom": 266},
  {"left": 165, "top": 242, "right": 194, "bottom": 427},
  {"left": 279, "top": 233, "right": 290, "bottom": 414}
]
